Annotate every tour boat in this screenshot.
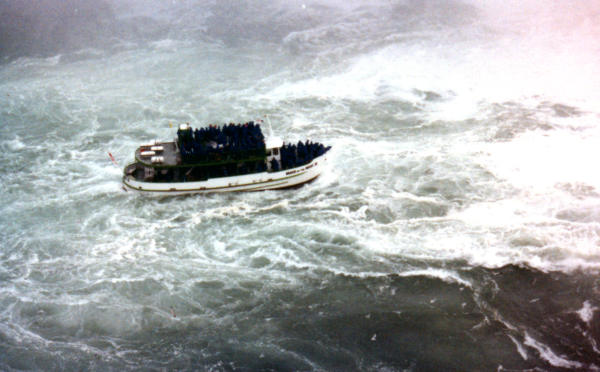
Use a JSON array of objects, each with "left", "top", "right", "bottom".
[{"left": 122, "top": 121, "right": 331, "bottom": 195}]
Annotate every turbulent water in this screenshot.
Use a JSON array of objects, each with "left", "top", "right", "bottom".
[{"left": 1, "top": 0, "right": 600, "bottom": 370}]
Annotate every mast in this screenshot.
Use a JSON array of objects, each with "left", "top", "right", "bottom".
[
  {"left": 264, "top": 115, "right": 283, "bottom": 150},
  {"left": 265, "top": 114, "right": 274, "bottom": 138}
]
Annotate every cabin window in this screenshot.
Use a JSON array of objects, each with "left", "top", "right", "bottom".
[
  {"left": 273, "top": 148, "right": 279, "bottom": 156},
  {"left": 268, "top": 150, "right": 273, "bottom": 156}
]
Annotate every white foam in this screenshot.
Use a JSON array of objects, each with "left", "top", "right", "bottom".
[
  {"left": 397, "top": 268, "right": 472, "bottom": 288},
  {"left": 436, "top": 118, "right": 600, "bottom": 272},
  {"left": 524, "top": 332, "right": 583, "bottom": 369},
  {"left": 11, "top": 55, "right": 62, "bottom": 68},
  {"left": 486, "top": 125, "right": 600, "bottom": 192},
  {"left": 507, "top": 335, "right": 528, "bottom": 360},
  {"left": 149, "top": 39, "right": 192, "bottom": 52},
  {"left": 577, "top": 301, "right": 596, "bottom": 324},
  {"left": 1, "top": 136, "right": 26, "bottom": 151}
]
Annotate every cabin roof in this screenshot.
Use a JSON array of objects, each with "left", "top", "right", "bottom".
[
  {"left": 265, "top": 136, "right": 283, "bottom": 149},
  {"left": 135, "top": 142, "right": 179, "bottom": 166}
]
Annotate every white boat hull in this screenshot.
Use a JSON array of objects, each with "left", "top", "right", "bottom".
[{"left": 122, "top": 155, "right": 327, "bottom": 196}]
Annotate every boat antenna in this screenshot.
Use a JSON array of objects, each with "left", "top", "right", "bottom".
[{"left": 265, "top": 115, "right": 274, "bottom": 138}]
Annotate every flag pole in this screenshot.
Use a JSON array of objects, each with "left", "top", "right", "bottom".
[{"left": 108, "top": 152, "right": 119, "bottom": 167}]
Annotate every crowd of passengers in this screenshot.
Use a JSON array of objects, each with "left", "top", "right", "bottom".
[
  {"left": 270, "top": 141, "right": 331, "bottom": 172},
  {"left": 176, "top": 121, "right": 331, "bottom": 173},
  {"left": 177, "top": 121, "right": 265, "bottom": 162}
]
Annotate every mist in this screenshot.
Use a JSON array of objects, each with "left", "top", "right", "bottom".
[
  {"left": 1, "top": 1, "right": 600, "bottom": 371},
  {"left": 1, "top": 0, "right": 481, "bottom": 60}
]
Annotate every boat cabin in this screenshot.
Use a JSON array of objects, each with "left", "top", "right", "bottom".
[{"left": 124, "top": 122, "right": 330, "bottom": 184}]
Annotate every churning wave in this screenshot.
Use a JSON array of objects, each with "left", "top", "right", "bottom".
[{"left": 1, "top": 0, "right": 600, "bottom": 370}]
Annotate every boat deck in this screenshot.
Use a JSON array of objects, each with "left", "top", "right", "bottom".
[{"left": 135, "top": 142, "right": 179, "bottom": 167}]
